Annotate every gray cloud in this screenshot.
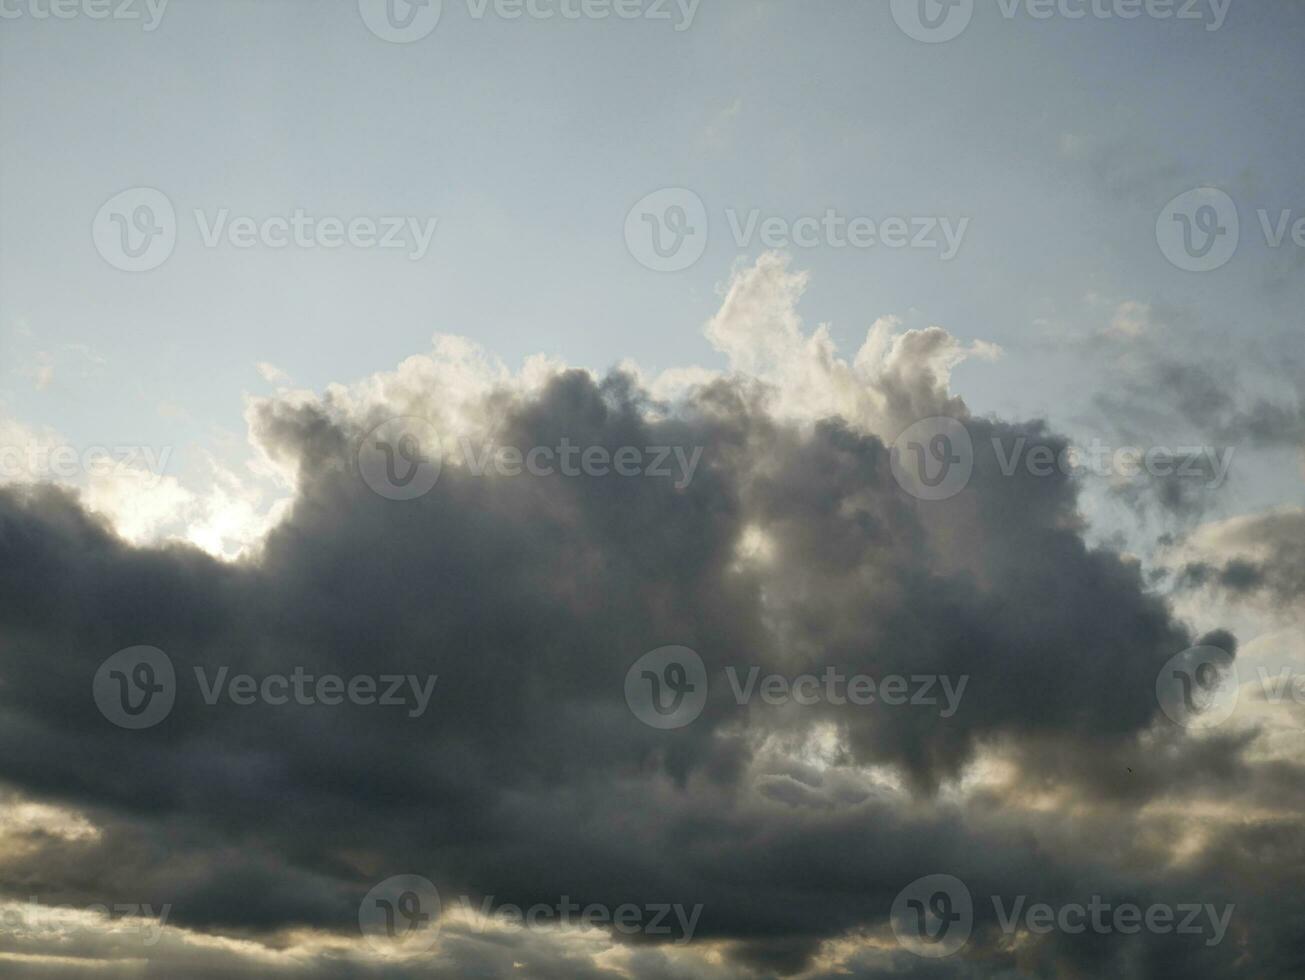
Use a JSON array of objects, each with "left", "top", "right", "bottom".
[{"left": 0, "top": 341, "right": 1298, "bottom": 977}]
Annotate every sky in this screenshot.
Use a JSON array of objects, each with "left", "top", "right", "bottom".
[{"left": 1, "top": 1, "right": 1304, "bottom": 978}]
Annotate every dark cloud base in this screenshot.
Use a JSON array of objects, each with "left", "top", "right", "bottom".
[{"left": 0, "top": 367, "right": 1300, "bottom": 978}]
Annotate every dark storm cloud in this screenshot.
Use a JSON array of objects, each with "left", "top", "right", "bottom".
[{"left": 0, "top": 363, "right": 1297, "bottom": 977}]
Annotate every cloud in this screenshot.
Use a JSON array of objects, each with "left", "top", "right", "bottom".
[
  {"left": 0, "top": 257, "right": 1297, "bottom": 978},
  {"left": 256, "top": 362, "right": 293, "bottom": 386},
  {"left": 1096, "top": 354, "right": 1305, "bottom": 453},
  {"left": 1167, "top": 507, "right": 1305, "bottom": 613}
]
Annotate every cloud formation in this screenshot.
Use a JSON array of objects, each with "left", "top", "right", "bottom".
[{"left": 0, "top": 256, "right": 1299, "bottom": 978}]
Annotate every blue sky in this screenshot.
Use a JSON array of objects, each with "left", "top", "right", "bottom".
[
  {"left": 4, "top": 4, "right": 1301, "bottom": 483},
  {"left": 3, "top": 4, "right": 1305, "bottom": 977},
  {"left": 0, "top": 1, "right": 1301, "bottom": 598}
]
